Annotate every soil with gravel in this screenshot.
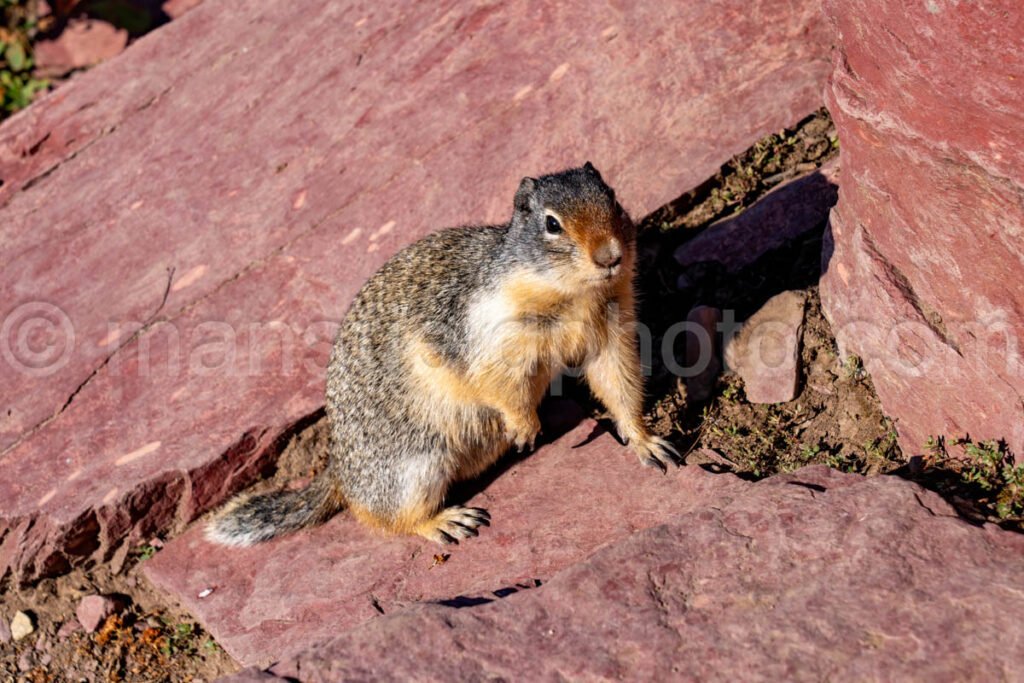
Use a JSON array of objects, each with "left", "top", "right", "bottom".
[{"left": 0, "top": 554, "right": 235, "bottom": 681}]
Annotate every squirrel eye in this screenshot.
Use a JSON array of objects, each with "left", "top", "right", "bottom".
[{"left": 545, "top": 215, "right": 562, "bottom": 235}]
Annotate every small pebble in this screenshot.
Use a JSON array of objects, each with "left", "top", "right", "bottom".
[
  {"left": 17, "top": 649, "right": 34, "bottom": 672},
  {"left": 11, "top": 611, "right": 36, "bottom": 641},
  {"left": 57, "top": 619, "right": 82, "bottom": 639},
  {"left": 77, "top": 595, "right": 120, "bottom": 634}
]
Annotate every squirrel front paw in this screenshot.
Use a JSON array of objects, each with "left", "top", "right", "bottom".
[
  {"left": 625, "top": 431, "right": 682, "bottom": 473},
  {"left": 505, "top": 414, "right": 541, "bottom": 453}
]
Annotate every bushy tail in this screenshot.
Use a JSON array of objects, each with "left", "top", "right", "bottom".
[{"left": 205, "top": 474, "right": 344, "bottom": 546}]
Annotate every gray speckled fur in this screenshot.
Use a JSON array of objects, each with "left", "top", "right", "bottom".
[
  {"left": 325, "top": 225, "right": 506, "bottom": 519},
  {"left": 208, "top": 166, "right": 623, "bottom": 544}
]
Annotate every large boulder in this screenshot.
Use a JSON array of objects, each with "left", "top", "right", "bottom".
[
  {"left": 221, "top": 467, "right": 1024, "bottom": 681},
  {"left": 819, "top": 1, "right": 1024, "bottom": 456},
  {"left": 0, "top": 0, "right": 831, "bottom": 586}
]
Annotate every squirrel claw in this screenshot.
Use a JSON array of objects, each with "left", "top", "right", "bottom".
[
  {"left": 642, "top": 455, "right": 668, "bottom": 473},
  {"left": 507, "top": 420, "right": 541, "bottom": 453},
  {"left": 632, "top": 434, "right": 682, "bottom": 472},
  {"left": 424, "top": 505, "right": 492, "bottom": 545},
  {"left": 515, "top": 437, "right": 536, "bottom": 454}
]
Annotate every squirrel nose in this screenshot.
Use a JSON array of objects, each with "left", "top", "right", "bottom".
[{"left": 593, "top": 239, "right": 623, "bottom": 269}]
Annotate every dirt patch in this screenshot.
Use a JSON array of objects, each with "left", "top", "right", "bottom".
[
  {"left": 662, "top": 290, "right": 901, "bottom": 477},
  {"left": 0, "top": 553, "right": 235, "bottom": 681},
  {"left": 627, "top": 109, "right": 900, "bottom": 479}
]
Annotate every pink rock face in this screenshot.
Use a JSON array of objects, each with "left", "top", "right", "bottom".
[
  {"left": 725, "top": 290, "right": 806, "bottom": 403},
  {"left": 215, "top": 467, "right": 1024, "bottom": 682},
  {"left": 144, "top": 419, "right": 750, "bottom": 667},
  {"left": 0, "top": 0, "right": 830, "bottom": 586},
  {"left": 819, "top": 1, "right": 1024, "bottom": 455},
  {"left": 222, "top": 670, "right": 279, "bottom": 683},
  {"left": 32, "top": 19, "right": 129, "bottom": 77}
]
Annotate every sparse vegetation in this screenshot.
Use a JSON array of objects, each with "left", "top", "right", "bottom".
[
  {"left": 136, "top": 543, "right": 158, "bottom": 561},
  {"left": 162, "top": 620, "right": 198, "bottom": 656},
  {"left": 0, "top": 0, "right": 47, "bottom": 119},
  {"left": 645, "top": 290, "right": 904, "bottom": 480},
  {"left": 924, "top": 435, "right": 1024, "bottom": 523}
]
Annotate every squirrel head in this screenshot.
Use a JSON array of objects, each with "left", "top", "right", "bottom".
[{"left": 507, "top": 162, "right": 635, "bottom": 292}]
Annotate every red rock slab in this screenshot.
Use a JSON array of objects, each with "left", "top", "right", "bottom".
[
  {"left": 0, "top": 0, "right": 831, "bottom": 586},
  {"left": 0, "top": 0, "right": 830, "bottom": 457},
  {"left": 819, "top": 0, "right": 1024, "bottom": 455},
  {"left": 218, "top": 466, "right": 1024, "bottom": 682},
  {"left": 675, "top": 159, "right": 840, "bottom": 272},
  {"left": 144, "top": 420, "right": 750, "bottom": 667}
]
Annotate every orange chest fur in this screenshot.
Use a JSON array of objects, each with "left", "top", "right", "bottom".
[{"left": 500, "top": 278, "right": 612, "bottom": 366}]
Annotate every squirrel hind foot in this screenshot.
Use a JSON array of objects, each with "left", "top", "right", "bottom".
[{"left": 414, "top": 506, "right": 491, "bottom": 545}]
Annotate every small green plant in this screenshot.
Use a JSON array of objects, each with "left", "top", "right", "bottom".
[
  {"left": 136, "top": 544, "right": 158, "bottom": 561},
  {"left": 825, "top": 451, "right": 862, "bottom": 473},
  {"left": 842, "top": 354, "right": 865, "bottom": 381},
  {"left": 800, "top": 442, "right": 822, "bottom": 461},
  {"left": 161, "top": 621, "right": 198, "bottom": 656},
  {"left": 925, "top": 435, "right": 1024, "bottom": 521},
  {"left": 864, "top": 422, "right": 900, "bottom": 469},
  {"left": 954, "top": 437, "right": 1024, "bottom": 519},
  {"left": 721, "top": 381, "right": 740, "bottom": 402}
]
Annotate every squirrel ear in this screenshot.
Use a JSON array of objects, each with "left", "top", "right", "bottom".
[
  {"left": 583, "top": 161, "right": 600, "bottom": 177},
  {"left": 514, "top": 177, "right": 537, "bottom": 212}
]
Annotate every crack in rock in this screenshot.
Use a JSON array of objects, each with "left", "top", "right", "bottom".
[
  {"left": 0, "top": 267, "right": 176, "bottom": 461},
  {"left": 860, "top": 228, "right": 962, "bottom": 356}
]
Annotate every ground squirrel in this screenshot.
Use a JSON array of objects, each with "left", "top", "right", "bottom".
[{"left": 207, "top": 162, "right": 679, "bottom": 546}]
